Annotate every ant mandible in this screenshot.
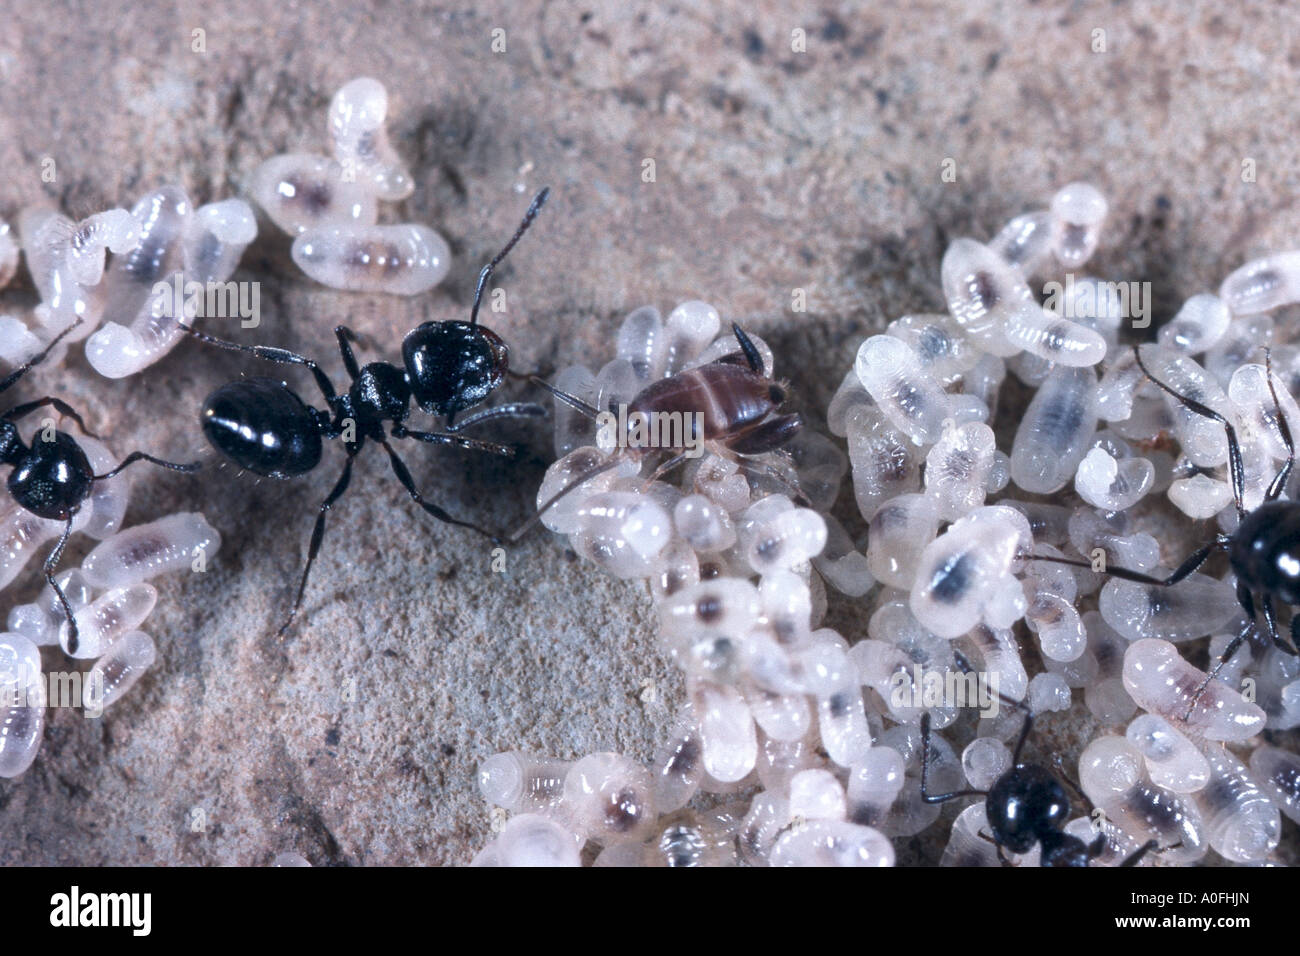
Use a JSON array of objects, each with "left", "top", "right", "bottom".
[
  {"left": 1031, "top": 344, "right": 1300, "bottom": 708},
  {"left": 179, "top": 188, "right": 551, "bottom": 635},
  {"left": 919, "top": 671, "right": 1158, "bottom": 867},
  {"left": 0, "top": 322, "right": 200, "bottom": 653}
]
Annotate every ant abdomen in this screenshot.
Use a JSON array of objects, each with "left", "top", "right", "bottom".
[
  {"left": 202, "top": 378, "right": 325, "bottom": 479},
  {"left": 401, "top": 320, "right": 508, "bottom": 418}
]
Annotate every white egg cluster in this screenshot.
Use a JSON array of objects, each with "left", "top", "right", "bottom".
[
  {"left": 0, "top": 187, "right": 256, "bottom": 378},
  {"left": 473, "top": 183, "right": 1300, "bottom": 866},
  {"left": 249, "top": 77, "right": 450, "bottom": 295},
  {"left": 0, "top": 507, "right": 220, "bottom": 778}
]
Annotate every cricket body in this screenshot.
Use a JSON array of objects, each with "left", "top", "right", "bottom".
[
  {"left": 518, "top": 323, "right": 803, "bottom": 539},
  {"left": 622, "top": 332, "right": 801, "bottom": 457}
]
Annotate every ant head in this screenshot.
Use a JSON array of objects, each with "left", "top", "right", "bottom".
[
  {"left": 985, "top": 764, "right": 1070, "bottom": 854},
  {"left": 0, "top": 420, "right": 23, "bottom": 464},
  {"left": 7, "top": 430, "right": 95, "bottom": 520},
  {"left": 401, "top": 321, "right": 508, "bottom": 420},
  {"left": 400, "top": 188, "right": 550, "bottom": 422}
]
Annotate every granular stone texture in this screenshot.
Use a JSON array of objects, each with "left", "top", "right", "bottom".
[{"left": 0, "top": 0, "right": 1296, "bottom": 864}]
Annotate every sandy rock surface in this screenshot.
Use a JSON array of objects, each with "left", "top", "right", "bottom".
[{"left": 0, "top": 1, "right": 1296, "bottom": 864}]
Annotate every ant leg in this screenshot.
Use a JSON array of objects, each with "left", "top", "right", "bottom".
[
  {"left": 919, "top": 712, "right": 987, "bottom": 804},
  {"left": 334, "top": 326, "right": 361, "bottom": 379},
  {"left": 1118, "top": 839, "right": 1160, "bottom": 867},
  {"left": 1027, "top": 538, "right": 1225, "bottom": 588},
  {"left": 378, "top": 439, "right": 501, "bottom": 542},
  {"left": 1010, "top": 710, "right": 1035, "bottom": 766},
  {"left": 279, "top": 455, "right": 354, "bottom": 637},
  {"left": 389, "top": 424, "right": 516, "bottom": 458},
  {"left": 1263, "top": 348, "right": 1295, "bottom": 501},
  {"left": 0, "top": 319, "right": 82, "bottom": 394},
  {"left": 469, "top": 188, "right": 550, "bottom": 327},
  {"left": 93, "top": 451, "right": 201, "bottom": 482},
  {"left": 442, "top": 403, "right": 547, "bottom": 433},
  {"left": 1185, "top": 614, "right": 1256, "bottom": 719},
  {"left": 1261, "top": 593, "right": 1291, "bottom": 652},
  {"left": 1, "top": 397, "right": 98, "bottom": 437},
  {"left": 730, "top": 323, "right": 765, "bottom": 374},
  {"left": 177, "top": 324, "right": 338, "bottom": 405},
  {"left": 44, "top": 515, "right": 79, "bottom": 653},
  {"left": 953, "top": 649, "right": 1030, "bottom": 718},
  {"left": 1134, "top": 345, "right": 1248, "bottom": 518},
  {"left": 1050, "top": 753, "right": 1099, "bottom": 815},
  {"left": 1084, "top": 831, "right": 1108, "bottom": 863}
]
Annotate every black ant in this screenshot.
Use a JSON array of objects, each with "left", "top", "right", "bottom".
[
  {"left": 179, "top": 189, "right": 551, "bottom": 635},
  {"left": 511, "top": 321, "right": 803, "bottom": 540},
  {"left": 1031, "top": 344, "right": 1299, "bottom": 710},
  {"left": 919, "top": 672, "right": 1158, "bottom": 867},
  {"left": 0, "top": 323, "right": 200, "bottom": 653}
]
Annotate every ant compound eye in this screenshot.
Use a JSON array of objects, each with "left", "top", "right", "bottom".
[
  {"left": 402, "top": 321, "right": 507, "bottom": 418},
  {"left": 768, "top": 383, "right": 786, "bottom": 404}
]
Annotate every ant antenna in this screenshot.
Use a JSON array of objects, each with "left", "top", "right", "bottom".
[
  {"left": 528, "top": 374, "right": 602, "bottom": 420},
  {"left": 470, "top": 187, "right": 551, "bottom": 327},
  {"left": 1133, "top": 344, "right": 1248, "bottom": 519},
  {"left": 0, "top": 319, "right": 83, "bottom": 394}
]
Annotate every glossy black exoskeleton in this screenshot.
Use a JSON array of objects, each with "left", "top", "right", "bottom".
[
  {"left": 919, "top": 697, "right": 1158, "bottom": 867},
  {"left": 182, "top": 189, "right": 551, "bottom": 635},
  {"left": 0, "top": 324, "right": 199, "bottom": 652},
  {"left": 1031, "top": 345, "right": 1300, "bottom": 709}
]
